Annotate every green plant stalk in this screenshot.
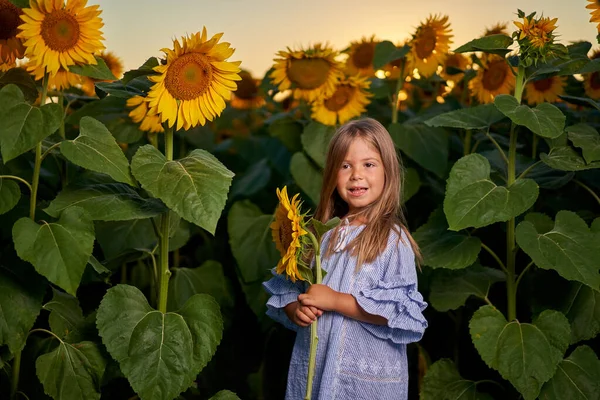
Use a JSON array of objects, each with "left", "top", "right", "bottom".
[
  {"left": 157, "top": 126, "right": 174, "bottom": 313},
  {"left": 391, "top": 60, "right": 406, "bottom": 124},
  {"left": 574, "top": 179, "right": 600, "bottom": 207},
  {"left": 305, "top": 231, "right": 322, "bottom": 400},
  {"left": 0, "top": 175, "right": 32, "bottom": 193},
  {"left": 505, "top": 65, "right": 525, "bottom": 322},
  {"left": 464, "top": 130, "right": 472, "bottom": 156}
]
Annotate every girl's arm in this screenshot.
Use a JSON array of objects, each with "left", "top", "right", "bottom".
[{"left": 298, "top": 284, "right": 387, "bottom": 325}]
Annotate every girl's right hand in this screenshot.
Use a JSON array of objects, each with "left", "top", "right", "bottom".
[{"left": 284, "top": 301, "right": 323, "bottom": 327}]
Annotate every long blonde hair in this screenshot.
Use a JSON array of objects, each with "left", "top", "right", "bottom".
[{"left": 314, "top": 118, "right": 422, "bottom": 268}]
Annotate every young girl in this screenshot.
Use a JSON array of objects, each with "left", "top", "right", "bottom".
[{"left": 263, "top": 118, "right": 427, "bottom": 400}]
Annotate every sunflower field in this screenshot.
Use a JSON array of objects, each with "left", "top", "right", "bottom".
[{"left": 0, "top": 0, "right": 599, "bottom": 399}]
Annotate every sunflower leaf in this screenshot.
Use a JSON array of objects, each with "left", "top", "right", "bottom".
[
  {"left": 131, "top": 145, "right": 234, "bottom": 234},
  {"left": 540, "top": 146, "right": 600, "bottom": 171},
  {"left": 560, "top": 282, "right": 600, "bottom": 344},
  {"left": 373, "top": 41, "right": 410, "bottom": 69},
  {"left": 69, "top": 57, "right": 117, "bottom": 80},
  {"left": 516, "top": 210, "right": 600, "bottom": 290},
  {"left": 122, "top": 57, "right": 159, "bottom": 85},
  {"left": 388, "top": 123, "right": 448, "bottom": 178},
  {"left": 538, "top": 345, "right": 600, "bottom": 400},
  {"left": 0, "top": 68, "right": 38, "bottom": 103},
  {"left": 208, "top": 390, "right": 242, "bottom": 400},
  {"left": 444, "top": 154, "right": 538, "bottom": 231},
  {"left": 558, "top": 95, "right": 600, "bottom": 111},
  {"left": 454, "top": 34, "right": 514, "bottom": 56},
  {"left": 312, "top": 217, "right": 341, "bottom": 241},
  {"left": 301, "top": 122, "right": 335, "bottom": 168},
  {"left": 0, "top": 178, "right": 20, "bottom": 215},
  {"left": 12, "top": 207, "right": 95, "bottom": 296},
  {"left": 403, "top": 168, "right": 421, "bottom": 203},
  {"left": 425, "top": 104, "right": 506, "bottom": 130},
  {"left": 494, "top": 94, "right": 565, "bottom": 139},
  {"left": 421, "top": 359, "right": 494, "bottom": 400},
  {"left": 290, "top": 152, "right": 322, "bottom": 204},
  {"left": 61, "top": 117, "right": 136, "bottom": 186},
  {"left": 469, "top": 306, "right": 570, "bottom": 400},
  {"left": 44, "top": 287, "right": 85, "bottom": 342},
  {"left": 566, "top": 123, "right": 600, "bottom": 164}
]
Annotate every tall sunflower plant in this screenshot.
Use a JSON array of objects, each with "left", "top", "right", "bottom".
[{"left": 271, "top": 186, "right": 339, "bottom": 400}]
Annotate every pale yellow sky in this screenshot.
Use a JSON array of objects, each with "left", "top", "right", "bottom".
[{"left": 92, "top": 0, "right": 598, "bottom": 78}]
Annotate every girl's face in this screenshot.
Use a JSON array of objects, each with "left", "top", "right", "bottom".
[{"left": 336, "top": 137, "right": 385, "bottom": 215}]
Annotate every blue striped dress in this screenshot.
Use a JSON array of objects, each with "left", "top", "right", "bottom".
[{"left": 263, "top": 223, "right": 428, "bottom": 400}]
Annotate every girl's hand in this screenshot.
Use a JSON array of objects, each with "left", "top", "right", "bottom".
[
  {"left": 298, "top": 284, "right": 339, "bottom": 312},
  {"left": 284, "top": 301, "right": 323, "bottom": 327}
]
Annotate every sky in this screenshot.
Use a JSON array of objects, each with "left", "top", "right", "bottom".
[{"left": 92, "top": 0, "right": 599, "bottom": 78}]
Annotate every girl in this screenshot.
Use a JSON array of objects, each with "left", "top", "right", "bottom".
[{"left": 263, "top": 118, "right": 427, "bottom": 400}]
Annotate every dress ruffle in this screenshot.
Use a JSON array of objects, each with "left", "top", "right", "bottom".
[
  {"left": 354, "top": 279, "right": 428, "bottom": 344},
  {"left": 263, "top": 271, "right": 306, "bottom": 332}
]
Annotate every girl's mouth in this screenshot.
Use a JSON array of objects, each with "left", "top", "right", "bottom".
[{"left": 349, "top": 187, "right": 368, "bottom": 197}]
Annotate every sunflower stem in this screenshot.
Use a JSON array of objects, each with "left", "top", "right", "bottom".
[
  {"left": 304, "top": 231, "right": 322, "bottom": 400},
  {"left": 157, "top": 126, "right": 174, "bottom": 313},
  {"left": 0, "top": 175, "right": 32, "bottom": 193},
  {"left": 464, "top": 129, "right": 472, "bottom": 156},
  {"left": 29, "top": 73, "right": 49, "bottom": 221},
  {"left": 391, "top": 60, "right": 406, "bottom": 124}
]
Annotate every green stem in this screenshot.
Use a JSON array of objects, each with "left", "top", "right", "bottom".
[
  {"left": 480, "top": 242, "right": 508, "bottom": 274},
  {"left": 304, "top": 231, "right": 322, "bottom": 400},
  {"left": 574, "top": 180, "right": 600, "bottom": 207},
  {"left": 464, "top": 130, "right": 472, "bottom": 156},
  {"left": 0, "top": 175, "right": 32, "bottom": 193},
  {"left": 506, "top": 65, "right": 525, "bottom": 323},
  {"left": 518, "top": 161, "right": 541, "bottom": 180},
  {"left": 29, "top": 73, "right": 49, "bottom": 221},
  {"left": 157, "top": 126, "right": 174, "bottom": 313},
  {"left": 391, "top": 60, "right": 406, "bottom": 124},
  {"left": 516, "top": 261, "right": 534, "bottom": 289},
  {"left": 485, "top": 130, "right": 509, "bottom": 165},
  {"left": 10, "top": 352, "right": 21, "bottom": 400},
  {"left": 58, "top": 93, "right": 65, "bottom": 139},
  {"left": 40, "top": 142, "right": 62, "bottom": 163}
]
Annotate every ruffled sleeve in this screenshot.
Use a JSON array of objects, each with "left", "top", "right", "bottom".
[
  {"left": 263, "top": 269, "right": 306, "bottom": 332},
  {"left": 353, "top": 229, "right": 428, "bottom": 344}
]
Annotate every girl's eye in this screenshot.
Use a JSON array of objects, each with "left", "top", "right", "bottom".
[
  {"left": 365, "top": 162, "right": 374, "bottom": 168},
  {"left": 341, "top": 164, "right": 350, "bottom": 169}
]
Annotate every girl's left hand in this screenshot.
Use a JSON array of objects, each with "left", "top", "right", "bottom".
[{"left": 298, "top": 284, "right": 339, "bottom": 312}]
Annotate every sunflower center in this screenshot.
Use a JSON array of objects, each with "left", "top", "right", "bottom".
[
  {"left": 415, "top": 27, "right": 437, "bottom": 59},
  {"left": 482, "top": 60, "right": 508, "bottom": 91},
  {"left": 532, "top": 78, "right": 553, "bottom": 92},
  {"left": 591, "top": 72, "right": 600, "bottom": 90},
  {"left": 234, "top": 72, "right": 258, "bottom": 99},
  {"left": 279, "top": 217, "right": 294, "bottom": 251},
  {"left": 324, "top": 85, "right": 355, "bottom": 112},
  {"left": 165, "top": 52, "right": 213, "bottom": 101},
  {"left": 0, "top": 0, "right": 21, "bottom": 40},
  {"left": 41, "top": 10, "right": 80, "bottom": 51},
  {"left": 287, "top": 58, "right": 331, "bottom": 90},
  {"left": 352, "top": 43, "right": 375, "bottom": 69}
]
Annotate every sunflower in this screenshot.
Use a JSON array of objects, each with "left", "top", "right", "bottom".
[
  {"left": 406, "top": 14, "right": 453, "bottom": 78},
  {"left": 514, "top": 15, "right": 558, "bottom": 49},
  {"left": 126, "top": 95, "right": 164, "bottom": 133},
  {"left": 0, "top": 0, "right": 25, "bottom": 65},
  {"left": 0, "top": 60, "right": 16, "bottom": 71},
  {"left": 270, "top": 43, "right": 344, "bottom": 103},
  {"left": 524, "top": 76, "right": 566, "bottom": 105},
  {"left": 587, "top": 0, "right": 600, "bottom": 32},
  {"left": 28, "top": 61, "right": 82, "bottom": 90},
  {"left": 82, "top": 51, "right": 124, "bottom": 96},
  {"left": 146, "top": 28, "right": 241, "bottom": 131},
  {"left": 271, "top": 186, "right": 308, "bottom": 282},
  {"left": 345, "top": 36, "right": 379, "bottom": 77},
  {"left": 483, "top": 22, "right": 509, "bottom": 36},
  {"left": 311, "top": 75, "right": 372, "bottom": 126},
  {"left": 584, "top": 50, "right": 600, "bottom": 99},
  {"left": 469, "top": 54, "right": 515, "bottom": 104},
  {"left": 230, "top": 70, "right": 265, "bottom": 109},
  {"left": 440, "top": 52, "right": 470, "bottom": 83},
  {"left": 17, "top": 0, "right": 105, "bottom": 77}
]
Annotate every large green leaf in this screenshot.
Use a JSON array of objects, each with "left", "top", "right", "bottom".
[
  {"left": 229, "top": 159, "right": 271, "bottom": 201},
  {"left": 403, "top": 168, "right": 420, "bottom": 202},
  {"left": 565, "top": 123, "right": 600, "bottom": 164},
  {"left": 301, "top": 121, "right": 335, "bottom": 168},
  {"left": 421, "top": 359, "right": 493, "bottom": 400},
  {"left": 388, "top": 122, "right": 448, "bottom": 178},
  {"left": 454, "top": 34, "right": 514, "bottom": 56},
  {"left": 227, "top": 200, "right": 279, "bottom": 284},
  {"left": 540, "top": 146, "right": 600, "bottom": 171},
  {"left": 0, "top": 68, "right": 38, "bottom": 102},
  {"left": 425, "top": 104, "right": 505, "bottom": 130},
  {"left": 0, "top": 95, "right": 61, "bottom": 162},
  {"left": 36, "top": 341, "right": 106, "bottom": 400},
  {"left": 0, "top": 267, "right": 45, "bottom": 355},
  {"left": 430, "top": 265, "right": 505, "bottom": 312},
  {"left": 69, "top": 56, "right": 117, "bottom": 80},
  {"left": 538, "top": 346, "right": 600, "bottom": 400},
  {"left": 96, "top": 285, "right": 222, "bottom": 400},
  {"left": 208, "top": 391, "right": 242, "bottom": 400},
  {"left": 44, "top": 288, "right": 85, "bottom": 342},
  {"left": 168, "top": 261, "right": 234, "bottom": 312},
  {"left": 561, "top": 283, "right": 600, "bottom": 344},
  {"left": 414, "top": 208, "right": 481, "bottom": 269},
  {"left": 44, "top": 183, "right": 167, "bottom": 221},
  {"left": 516, "top": 211, "right": 600, "bottom": 290},
  {"left": 444, "top": 154, "right": 538, "bottom": 231},
  {"left": 494, "top": 94, "right": 565, "bottom": 139},
  {"left": 373, "top": 41, "right": 410, "bottom": 69},
  {"left": 66, "top": 96, "right": 127, "bottom": 125},
  {"left": 131, "top": 145, "right": 234, "bottom": 234},
  {"left": 290, "top": 152, "right": 322, "bottom": 204},
  {"left": 122, "top": 57, "right": 159, "bottom": 84},
  {"left": 95, "top": 219, "right": 156, "bottom": 260},
  {"left": 0, "top": 83, "right": 24, "bottom": 111},
  {"left": 469, "top": 306, "right": 570, "bottom": 400},
  {"left": 0, "top": 178, "right": 20, "bottom": 215},
  {"left": 12, "top": 207, "right": 95, "bottom": 296},
  {"left": 61, "top": 117, "right": 136, "bottom": 186}
]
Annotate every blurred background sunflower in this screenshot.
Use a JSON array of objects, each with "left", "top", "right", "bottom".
[
  {"left": 406, "top": 14, "right": 453, "bottom": 78},
  {"left": 311, "top": 75, "right": 372, "bottom": 126},
  {"left": 0, "top": 0, "right": 25, "bottom": 67},
  {"left": 127, "top": 95, "right": 165, "bottom": 134},
  {"left": 230, "top": 70, "right": 266, "bottom": 109},
  {"left": 17, "top": 0, "right": 105, "bottom": 76},
  {"left": 483, "top": 22, "right": 509, "bottom": 36},
  {"left": 468, "top": 54, "right": 515, "bottom": 104},
  {"left": 270, "top": 43, "right": 344, "bottom": 102},
  {"left": 440, "top": 52, "right": 470, "bottom": 83},
  {"left": 587, "top": 0, "right": 600, "bottom": 32},
  {"left": 524, "top": 76, "right": 566, "bottom": 105},
  {"left": 344, "top": 35, "right": 379, "bottom": 77}
]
